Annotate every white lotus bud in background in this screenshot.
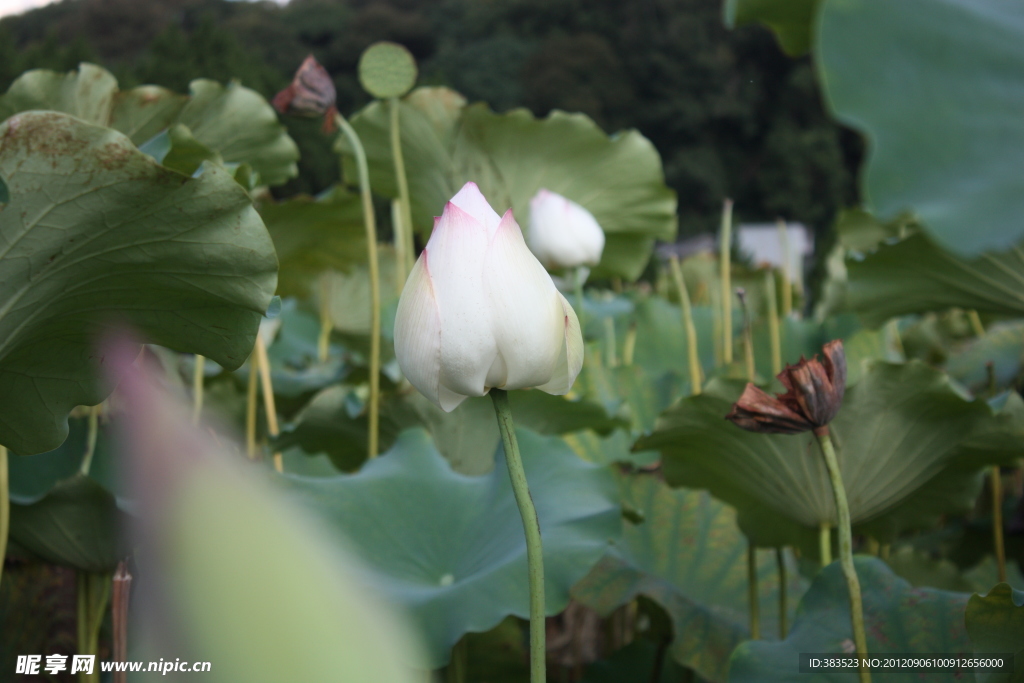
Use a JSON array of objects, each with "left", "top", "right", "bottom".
[
  {"left": 527, "top": 189, "right": 606, "bottom": 270},
  {"left": 394, "top": 182, "right": 584, "bottom": 412}
]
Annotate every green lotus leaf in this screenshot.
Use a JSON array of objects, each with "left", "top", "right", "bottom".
[
  {"left": 573, "top": 474, "right": 807, "bottom": 683},
  {"left": 278, "top": 427, "right": 621, "bottom": 667},
  {"left": 724, "top": 0, "right": 820, "bottom": 56},
  {"left": 966, "top": 583, "right": 1024, "bottom": 683},
  {"left": 358, "top": 41, "right": 418, "bottom": 99},
  {"left": 342, "top": 87, "right": 677, "bottom": 280},
  {"left": 729, "top": 558, "right": 972, "bottom": 682},
  {"left": 0, "top": 63, "right": 298, "bottom": 186},
  {"left": 817, "top": 0, "right": 1024, "bottom": 256},
  {"left": 638, "top": 361, "right": 1024, "bottom": 551},
  {"left": 259, "top": 188, "right": 366, "bottom": 299},
  {"left": 0, "top": 112, "right": 277, "bottom": 454},
  {"left": 844, "top": 233, "right": 1024, "bottom": 326},
  {"left": 8, "top": 474, "right": 126, "bottom": 573}
]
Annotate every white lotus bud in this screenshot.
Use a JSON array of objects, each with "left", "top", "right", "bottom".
[
  {"left": 394, "top": 182, "right": 584, "bottom": 412},
  {"left": 527, "top": 189, "right": 606, "bottom": 270}
]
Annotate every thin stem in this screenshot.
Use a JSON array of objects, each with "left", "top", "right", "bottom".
[
  {"left": 446, "top": 638, "right": 467, "bottom": 683},
  {"left": 766, "top": 272, "right": 782, "bottom": 376},
  {"left": 191, "top": 354, "right": 205, "bottom": 425},
  {"left": 747, "top": 543, "right": 760, "bottom": 640},
  {"left": 968, "top": 309, "right": 986, "bottom": 338},
  {"left": 623, "top": 323, "right": 637, "bottom": 367},
  {"left": 490, "top": 389, "right": 546, "bottom": 683},
  {"left": 254, "top": 335, "right": 283, "bottom": 472},
  {"left": 820, "top": 521, "right": 832, "bottom": 566},
  {"left": 776, "top": 218, "right": 792, "bottom": 317},
  {"left": 112, "top": 561, "right": 132, "bottom": 683},
  {"left": 245, "top": 354, "right": 259, "bottom": 459},
  {"left": 720, "top": 200, "right": 734, "bottom": 364},
  {"left": 669, "top": 255, "right": 702, "bottom": 395},
  {"left": 391, "top": 199, "right": 408, "bottom": 291},
  {"left": 992, "top": 466, "right": 1007, "bottom": 583},
  {"left": 317, "top": 276, "right": 332, "bottom": 363},
  {"left": 816, "top": 429, "right": 870, "bottom": 683},
  {"left": 776, "top": 547, "right": 788, "bottom": 638},
  {"left": 0, "top": 444, "right": 7, "bottom": 592},
  {"left": 389, "top": 98, "right": 416, "bottom": 284},
  {"left": 77, "top": 571, "right": 112, "bottom": 683},
  {"left": 336, "top": 112, "right": 381, "bottom": 460},
  {"left": 80, "top": 404, "right": 101, "bottom": 476}
]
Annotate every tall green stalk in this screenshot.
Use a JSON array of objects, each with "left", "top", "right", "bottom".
[
  {"left": 669, "top": 255, "right": 702, "bottom": 395},
  {"left": 80, "top": 404, "right": 100, "bottom": 476},
  {"left": 490, "top": 389, "right": 546, "bottom": 683},
  {"left": 77, "top": 571, "right": 112, "bottom": 683},
  {"left": 336, "top": 112, "right": 381, "bottom": 459},
  {"left": 747, "top": 543, "right": 760, "bottom": 640},
  {"left": 992, "top": 466, "right": 1007, "bottom": 583},
  {"left": 816, "top": 429, "right": 870, "bottom": 683},
  {"left": 775, "top": 547, "right": 788, "bottom": 638},
  {"left": 819, "top": 521, "right": 832, "bottom": 566},
  {"left": 776, "top": 218, "right": 793, "bottom": 317},
  {"left": 389, "top": 98, "right": 416, "bottom": 283},
  {"left": 191, "top": 355, "right": 205, "bottom": 425},
  {"left": 0, "top": 444, "right": 7, "bottom": 592},
  {"left": 765, "top": 272, "right": 782, "bottom": 376},
  {"left": 720, "top": 200, "right": 734, "bottom": 364}
]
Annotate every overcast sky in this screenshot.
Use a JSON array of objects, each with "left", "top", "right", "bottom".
[{"left": 0, "top": 0, "right": 288, "bottom": 19}]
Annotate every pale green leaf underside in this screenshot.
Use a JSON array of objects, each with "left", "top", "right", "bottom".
[
  {"left": 639, "top": 361, "right": 1024, "bottom": 548},
  {"left": 0, "top": 112, "right": 277, "bottom": 454}
]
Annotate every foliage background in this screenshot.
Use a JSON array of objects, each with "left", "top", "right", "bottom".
[{"left": 0, "top": 0, "right": 862, "bottom": 240}]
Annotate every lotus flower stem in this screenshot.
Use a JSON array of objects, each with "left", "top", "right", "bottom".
[
  {"left": 245, "top": 355, "right": 259, "bottom": 459},
  {"left": 765, "top": 272, "right": 782, "bottom": 375},
  {"left": 776, "top": 218, "right": 793, "bottom": 317},
  {"left": 623, "top": 323, "right": 637, "bottom": 366},
  {"left": 335, "top": 112, "right": 381, "bottom": 460},
  {"left": 815, "top": 429, "right": 870, "bottom": 683},
  {"left": 391, "top": 199, "right": 408, "bottom": 291},
  {"left": 191, "top": 354, "right": 205, "bottom": 425},
  {"left": 317, "top": 276, "right": 332, "bottom": 363},
  {"left": 720, "top": 199, "right": 734, "bottom": 364},
  {"left": 0, "top": 444, "right": 7, "bottom": 591},
  {"left": 76, "top": 570, "right": 111, "bottom": 683},
  {"left": 254, "top": 335, "right": 283, "bottom": 472},
  {"left": 968, "top": 309, "right": 985, "bottom": 337},
  {"left": 389, "top": 98, "right": 416, "bottom": 284},
  {"left": 747, "top": 543, "right": 760, "bottom": 639},
  {"left": 776, "top": 547, "right": 788, "bottom": 637},
  {"left": 490, "top": 388, "right": 546, "bottom": 683},
  {"left": 819, "top": 522, "right": 832, "bottom": 566},
  {"left": 992, "top": 466, "right": 1007, "bottom": 583},
  {"left": 112, "top": 561, "right": 132, "bottom": 683},
  {"left": 80, "top": 404, "right": 101, "bottom": 476},
  {"left": 669, "top": 255, "right": 702, "bottom": 395}
]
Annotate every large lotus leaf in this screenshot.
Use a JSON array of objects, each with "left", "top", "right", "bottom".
[
  {"left": 729, "top": 558, "right": 972, "bottom": 682},
  {"left": 0, "top": 63, "right": 298, "bottom": 186},
  {"left": 0, "top": 112, "right": 277, "bottom": 454},
  {"left": 278, "top": 427, "right": 621, "bottom": 667},
  {"left": 966, "top": 584, "right": 1024, "bottom": 683},
  {"left": 817, "top": 0, "right": 1024, "bottom": 256},
  {"left": 259, "top": 189, "right": 366, "bottom": 298},
  {"left": 343, "top": 87, "right": 677, "bottom": 280},
  {"left": 638, "top": 361, "right": 1024, "bottom": 550},
  {"left": 573, "top": 474, "right": 807, "bottom": 683},
  {"left": 844, "top": 233, "right": 1024, "bottom": 326},
  {"left": 8, "top": 474, "right": 126, "bottom": 572},
  {"left": 724, "top": 0, "right": 820, "bottom": 56}
]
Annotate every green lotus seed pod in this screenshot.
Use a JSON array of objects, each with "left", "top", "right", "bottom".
[{"left": 358, "top": 42, "right": 417, "bottom": 99}]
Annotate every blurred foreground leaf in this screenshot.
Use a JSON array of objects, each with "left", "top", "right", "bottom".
[{"left": 965, "top": 583, "right": 1024, "bottom": 683}]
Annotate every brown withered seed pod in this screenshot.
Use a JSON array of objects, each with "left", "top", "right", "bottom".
[{"left": 726, "top": 339, "right": 846, "bottom": 435}]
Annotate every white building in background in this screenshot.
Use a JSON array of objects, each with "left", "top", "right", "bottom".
[{"left": 735, "top": 222, "right": 812, "bottom": 291}]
